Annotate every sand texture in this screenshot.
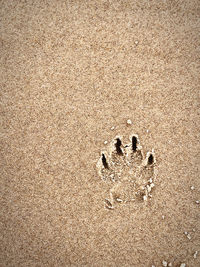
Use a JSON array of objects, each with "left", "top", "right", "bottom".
[{"left": 0, "top": 0, "right": 200, "bottom": 266}]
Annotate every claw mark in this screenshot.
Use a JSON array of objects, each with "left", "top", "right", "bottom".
[
  {"left": 115, "top": 138, "right": 123, "bottom": 155},
  {"left": 102, "top": 153, "right": 109, "bottom": 169},
  {"left": 132, "top": 136, "right": 137, "bottom": 151},
  {"left": 147, "top": 153, "right": 154, "bottom": 165}
]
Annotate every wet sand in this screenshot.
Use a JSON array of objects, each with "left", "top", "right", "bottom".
[{"left": 0, "top": 1, "right": 200, "bottom": 266}]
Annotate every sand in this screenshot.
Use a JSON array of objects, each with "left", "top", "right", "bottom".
[{"left": 0, "top": 0, "right": 200, "bottom": 266}]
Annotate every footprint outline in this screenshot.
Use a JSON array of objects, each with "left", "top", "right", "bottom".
[{"left": 97, "top": 133, "right": 157, "bottom": 209}]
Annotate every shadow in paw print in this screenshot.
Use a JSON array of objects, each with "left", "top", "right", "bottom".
[
  {"left": 102, "top": 153, "right": 109, "bottom": 169},
  {"left": 115, "top": 138, "right": 123, "bottom": 155},
  {"left": 137, "top": 152, "right": 156, "bottom": 183},
  {"left": 97, "top": 134, "right": 157, "bottom": 209},
  {"left": 128, "top": 134, "right": 144, "bottom": 168}
]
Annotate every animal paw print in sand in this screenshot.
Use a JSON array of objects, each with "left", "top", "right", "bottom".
[{"left": 97, "top": 134, "right": 157, "bottom": 209}]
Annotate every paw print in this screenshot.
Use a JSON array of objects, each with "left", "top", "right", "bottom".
[{"left": 97, "top": 134, "right": 157, "bottom": 209}]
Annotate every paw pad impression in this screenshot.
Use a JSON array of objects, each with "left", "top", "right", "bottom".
[{"left": 97, "top": 134, "right": 157, "bottom": 209}]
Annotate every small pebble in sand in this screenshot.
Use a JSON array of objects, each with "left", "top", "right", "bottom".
[
  {"left": 135, "top": 40, "right": 139, "bottom": 45},
  {"left": 168, "top": 263, "right": 172, "bottom": 267},
  {"left": 111, "top": 126, "right": 115, "bottom": 130},
  {"left": 162, "top": 260, "right": 168, "bottom": 267},
  {"left": 147, "top": 185, "right": 151, "bottom": 193},
  {"left": 104, "top": 141, "right": 108, "bottom": 145},
  {"left": 143, "top": 195, "right": 147, "bottom": 201},
  {"left": 195, "top": 200, "right": 199, "bottom": 204},
  {"left": 193, "top": 251, "right": 198, "bottom": 258},
  {"left": 190, "top": 186, "right": 195, "bottom": 190},
  {"left": 152, "top": 265, "right": 156, "bottom": 267},
  {"left": 150, "top": 183, "right": 155, "bottom": 188},
  {"left": 116, "top": 198, "right": 123, "bottom": 203},
  {"left": 180, "top": 264, "right": 186, "bottom": 267},
  {"left": 184, "top": 231, "right": 191, "bottom": 240},
  {"left": 162, "top": 215, "right": 165, "bottom": 220},
  {"left": 147, "top": 129, "right": 149, "bottom": 133},
  {"left": 127, "top": 119, "right": 132, "bottom": 125}
]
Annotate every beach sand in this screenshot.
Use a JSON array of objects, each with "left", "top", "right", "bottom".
[{"left": 0, "top": 1, "right": 199, "bottom": 266}]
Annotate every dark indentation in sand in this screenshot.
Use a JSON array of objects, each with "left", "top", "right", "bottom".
[
  {"left": 147, "top": 153, "right": 154, "bottom": 165},
  {"left": 115, "top": 138, "right": 123, "bottom": 155},
  {"left": 102, "top": 153, "right": 109, "bottom": 169},
  {"left": 132, "top": 136, "right": 137, "bottom": 152}
]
